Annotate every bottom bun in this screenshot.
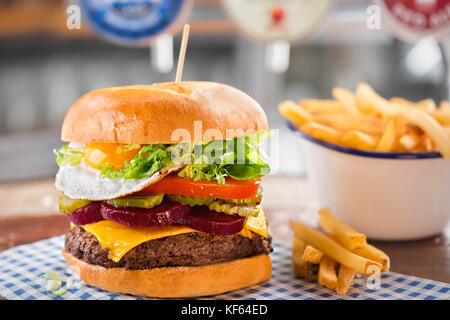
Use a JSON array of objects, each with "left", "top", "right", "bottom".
[{"left": 62, "top": 250, "right": 272, "bottom": 298}]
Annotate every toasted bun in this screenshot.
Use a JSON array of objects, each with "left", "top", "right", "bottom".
[
  {"left": 63, "top": 250, "right": 271, "bottom": 298},
  {"left": 61, "top": 81, "right": 268, "bottom": 144}
]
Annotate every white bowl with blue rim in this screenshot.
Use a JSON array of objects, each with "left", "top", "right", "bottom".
[{"left": 289, "top": 122, "right": 450, "bottom": 241}]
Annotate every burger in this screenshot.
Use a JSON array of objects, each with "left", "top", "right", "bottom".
[{"left": 54, "top": 81, "right": 273, "bottom": 298}]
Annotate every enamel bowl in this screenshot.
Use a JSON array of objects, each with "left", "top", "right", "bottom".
[{"left": 289, "top": 123, "right": 450, "bottom": 241}]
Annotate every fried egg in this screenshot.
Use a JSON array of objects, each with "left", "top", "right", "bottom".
[{"left": 55, "top": 162, "right": 182, "bottom": 200}]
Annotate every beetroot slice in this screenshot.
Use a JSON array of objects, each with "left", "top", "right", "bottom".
[
  {"left": 178, "top": 206, "right": 246, "bottom": 235},
  {"left": 68, "top": 203, "right": 103, "bottom": 225},
  {"left": 100, "top": 200, "right": 191, "bottom": 227}
]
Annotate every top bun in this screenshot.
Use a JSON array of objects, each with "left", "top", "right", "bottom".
[{"left": 61, "top": 81, "right": 268, "bottom": 144}]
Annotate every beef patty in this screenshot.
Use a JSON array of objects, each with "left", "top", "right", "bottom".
[{"left": 65, "top": 225, "right": 273, "bottom": 270}]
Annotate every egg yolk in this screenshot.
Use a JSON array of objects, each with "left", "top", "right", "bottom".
[{"left": 84, "top": 143, "right": 141, "bottom": 170}]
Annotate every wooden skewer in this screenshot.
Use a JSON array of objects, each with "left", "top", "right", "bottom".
[{"left": 175, "top": 24, "right": 190, "bottom": 83}]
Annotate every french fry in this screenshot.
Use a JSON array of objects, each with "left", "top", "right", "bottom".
[
  {"left": 341, "top": 130, "right": 378, "bottom": 151},
  {"left": 335, "top": 265, "right": 356, "bottom": 296},
  {"left": 318, "top": 256, "right": 338, "bottom": 290},
  {"left": 376, "top": 119, "right": 397, "bottom": 152},
  {"left": 356, "top": 83, "right": 450, "bottom": 158},
  {"left": 292, "top": 236, "right": 310, "bottom": 279},
  {"left": 423, "top": 135, "right": 434, "bottom": 152},
  {"left": 439, "top": 101, "right": 450, "bottom": 112},
  {"left": 280, "top": 83, "right": 449, "bottom": 156},
  {"left": 300, "top": 122, "right": 343, "bottom": 145},
  {"left": 303, "top": 245, "right": 324, "bottom": 264},
  {"left": 290, "top": 208, "right": 391, "bottom": 296},
  {"left": 398, "top": 133, "right": 420, "bottom": 150},
  {"left": 318, "top": 208, "right": 367, "bottom": 250},
  {"left": 397, "top": 108, "right": 450, "bottom": 157},
  {"left": 390, "top": 97, "right": 414, "bottom": 106},
  {"left": 327, "top": 233, "right": 390, "bottom": 273},
  {"left": 355, "top": 82, "right": 382, "bottom": 114},
  {"left": 405, "top": 123, "right": 424, "bottom": 136},
  {"left": 432, "top": 109, "right": 450, "bottom": 126},
  {"left": 300, "top": 99, "right": 346, "bottom": 114},
  {"left": 312, "top": 114, "right": 387, "bottom": 136},
  {"left": 417, "top": 99, "right": 437, "bottom": 113},
  {"left": 278, "top": 100, "right": 312, "bottom": 126},
  {"left": 445, "top": 127, "right": 450, "bottom": 140},
  {"left": 352, "top": 244, "right": 390, "bottom": 272},
  {"left": 289, "top": 220, "right": 381, "bottom": 275},
  {"left": 390, "top": 97, "right": 437, "bottom": 113},
  {"left": 332, "top": 87, "right": 361, "bottom": 115}
]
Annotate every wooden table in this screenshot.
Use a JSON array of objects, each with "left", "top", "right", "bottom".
[{"left": 0, "top": 175, "right": 449, "bottom": 284}]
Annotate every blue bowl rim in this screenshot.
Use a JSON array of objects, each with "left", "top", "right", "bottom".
[{"left": 288, "top": 122, "right": 442, "bottom": 160}]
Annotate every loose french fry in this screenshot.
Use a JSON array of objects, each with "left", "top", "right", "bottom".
[
  {"left": 318, "top": 256, "right": 338, "bottom": 290},
  {"left": 303, "top": 245, "right": 324, "bottom": 264},
  {"left": 292, "top": 263, "right": 306, "bottom": 279},
  {"left": 398, "top": 133, "right": 420, "bottom": 150},
  {"left": 292, "top": 236, "right": 308, "bottom": 278},
  {"left": 300, "top": 99, "right": 346, "bottom": 114},
  {"left": 335, "top": 265, "right": 356, "bottom": 296},
  {"left": 300, "top": 122, "right": 343, "bottom": 145},
  {"left": 278, "top": 100, "right": 312, "bottom": 126},
  {"left": 327, "top": 233, "right": 390, "bottom": 273},
  {"left": 289, "top": 220, "right": 381, "bottom": 275},
  {"left": 332, "top": 87, "right": 361, "bottom": 115},
  {"left": 353, "top": 244, "right": 390, "bottom": 272},
  {"left": 341, "top": 130, "right": 378, "bottom": 151},
  {"left": 318, "top": 208, "right": 367, "bottom": 250},
  {"left": 376, "top": 119, "right": 397, "bottom": 152}
]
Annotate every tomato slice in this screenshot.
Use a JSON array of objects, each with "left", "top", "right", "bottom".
[{"left": 138, "top": 175, "right": 261, "bottom": 199}]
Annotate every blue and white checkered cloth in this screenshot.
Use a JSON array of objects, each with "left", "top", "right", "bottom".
[{"left": 0, "top": 235, "right": 448, "bottom": 300}]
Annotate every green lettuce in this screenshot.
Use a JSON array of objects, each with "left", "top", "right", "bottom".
[
  {"left": 54, "top": 131, "right": 271, "bottom": 184},
  {"left": 177, "top": 131, "right": 271, "bottom": 184},
  {"left": 99, "top": 144, "right": 172, "bottom": 179},
  {"left": 53, "top": 145, "right": 83, "bottom": 166}
]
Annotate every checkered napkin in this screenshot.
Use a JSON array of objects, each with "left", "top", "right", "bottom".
[{"left": 0, "top": 235, "right": 449, "bottom": 300}]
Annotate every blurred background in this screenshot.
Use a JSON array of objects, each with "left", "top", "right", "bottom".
[{"left": 0, "top": 0, "right": 449, "bottom": 183}]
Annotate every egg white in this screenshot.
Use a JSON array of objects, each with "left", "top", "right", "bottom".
[{"left": 55, "top": 162, "right": 182, "bottom": 200}]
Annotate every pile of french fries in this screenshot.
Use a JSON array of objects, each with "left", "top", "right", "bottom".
[
  {"left": 279, "top": 83, "right": 450, "bottom": 158},
  {"left": 290, "top": 208, "right": 390, "bottom": 296}
]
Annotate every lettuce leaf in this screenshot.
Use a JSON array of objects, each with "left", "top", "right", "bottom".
[
  {"left": 99, "top": 144, "right": 172, "bottom": 179},
  {"left": 54, "top": 131, "right": 271, "bottom": 184},
  {"left": 53, "top": 145, "right": 84, "bottom": 166},
  {"left": 177, "top": 131, "right": 271, "bottom": 184}
]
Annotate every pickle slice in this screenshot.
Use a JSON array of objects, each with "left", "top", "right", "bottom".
[
  {"left": 107, "top": 194, "right": 164, "bottom": 209},
  {"left": 167, "top": 194, "right": 215, "bottom": 207},
  {"left": 59, "top": 194, "right": 92, "bottom": 214},
  {"left": 222, "top": 192, "right": 262, "bottom": 206},
  {"left": 208, "top": 201, "right": 260, "bottom": 217}
]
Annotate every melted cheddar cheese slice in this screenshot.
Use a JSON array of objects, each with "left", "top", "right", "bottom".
[{"left": 82, "top": 208, "right": 268, "bottom": 262}]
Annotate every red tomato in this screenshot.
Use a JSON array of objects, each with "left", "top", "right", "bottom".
[{"left": 138, "top": 175, "right": 261, "bottom": 199}]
